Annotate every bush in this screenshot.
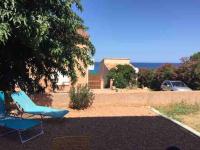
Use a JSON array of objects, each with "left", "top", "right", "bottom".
[
  {"left": 153, "top": 64, "right": 177, "bottom": 90},
  {"left": 138, "top": 51, "right": 200, "bottom": 90},
  {"left": 138, "top": 64, "right": 177, "bottom": 90},
  {"left": 106, "top": 64, "right": 137, "bottom": 88},
  {"left": 137, "top": 68, "right": 155, "bottom": 88},
  {"left": 176, "top": 53, "right": 200, "bottom": 90},
  {"left": 69, "top": 84, "right": 94, "bottom": 110}
]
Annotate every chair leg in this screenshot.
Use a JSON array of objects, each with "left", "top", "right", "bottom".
[
  {"left": 18, "top": 122, "right": 44, "bottom": 144},
  {"left": 40, "top": 115, "right": 44, "bottom": 120}
]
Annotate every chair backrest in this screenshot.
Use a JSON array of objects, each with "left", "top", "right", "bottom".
[
  {"left": 0, "top": 91, "right": 5, "bottom": 116},
  {"left": 11, "top": 91, "right": 36, "bottom": 111}
]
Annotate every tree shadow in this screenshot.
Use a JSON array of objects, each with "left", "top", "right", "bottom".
[
  {"left": 0, "top": 116, "right": 200, "bottom": 150},
  {"left": 30, "top": 93, "right": 53, "bottom": 107}
]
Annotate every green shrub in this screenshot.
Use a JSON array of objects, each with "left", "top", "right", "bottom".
[
  {"left": 138, "top": 51, "right": 200, "bottom": 90},
  {"left": 137, "top": 68, "right": 155, "bottom": 88},
  {"left": 69, "top": 84, "right": 94, "bottom": 110},
  {"left": 138, "top": 64, "right": 177, "bottom": 90},
  {"left": 177, "top": 53, "right": 200, "bottom": 90},
  {"left": 153, "top": 64, "right": 177, "bottom": 90},
  {"left": 106, "top": 64, "right": 137, "bottom": 88}
]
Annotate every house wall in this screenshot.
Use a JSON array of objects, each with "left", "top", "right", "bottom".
[
  {"left": 103, "top": 59, "right": 130, "bottom": 65},
  {"left": 74, "top": 66, "right": 89, "bottom": 86},
  {"left": 39, "top": 76, "right": 53, "bottom": 93},
  {"left": 99, "top": 61, "right": 109, "bottom": 88}
]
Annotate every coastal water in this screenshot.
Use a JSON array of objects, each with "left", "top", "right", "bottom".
[
  {"left": 89, "top": 62, "right": 181, "bottom": 74},
  {"left": 133, "top": 62, "right": 181, "bottom": 69}
]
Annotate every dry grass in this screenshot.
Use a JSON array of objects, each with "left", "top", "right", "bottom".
[
  {"left": 180, "top": 112, "right": 200, "bottom": 132},
  {"left": 156, "top": 102, "right": 200, "bottom": 132}
]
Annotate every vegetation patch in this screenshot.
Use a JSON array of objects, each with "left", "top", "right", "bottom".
[
  {"left": 69, "top": 84, "right": 94, "bottom": 110},
  {"left": 106, "top": 64, "right": 137, "bottom": 89},
  {"left": 138, "top": 52, "right": 200, "bottom": 91},
  {"left": 155, "top": 102, "right": 200, "bottom": 131},
  {"left": 0, "top": 1, "right": 95, "bottom": 92}
]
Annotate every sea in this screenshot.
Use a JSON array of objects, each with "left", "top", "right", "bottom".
[
  {"left": 132, "top": 62, "right": 181, "bottom": 69},
  {"left": 89, "top": 62, "right": 181, "bottom": 74}
]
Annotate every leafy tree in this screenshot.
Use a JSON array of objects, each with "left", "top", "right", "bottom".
[
  {"left": 138, "top": 52, "right": 200, "bottom": 90},
  {"left": 0, "top": 0, "right": 95, "bottom": 92},
  {"left": 153, "top": 64, "right": 177, "bottom": 90},
  {"left": 178, "top": 52, "right": 200, "bottom": 90},
  {"left": 155, "top": 64, "right": 177, "bottom": 80},
  {"left": 106, "top": 64, "right": 137, "bottom": 88},
  {"left": 138, "top": 64, "right": 177, "bottom": 90},
  {"left": 190, "top": 52, "right": 200, "bottom": 61},
  {"left": 137, "top": 68, "right": 155, "bottom": 88}
]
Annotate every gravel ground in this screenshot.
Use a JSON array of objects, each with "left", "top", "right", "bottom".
[
  {"left": 0, "top": 92, "right": 200, "bottom": 150},
  {"left": 0, "top": 108, "right": 200, "bottom": 150}
]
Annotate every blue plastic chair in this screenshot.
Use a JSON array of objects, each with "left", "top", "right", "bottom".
[
  {"left": 0, "top": 91, "right": 44, "bottom": 143},
  {"left": 11, "top": 91, "right": 69, "bottom": 118}
]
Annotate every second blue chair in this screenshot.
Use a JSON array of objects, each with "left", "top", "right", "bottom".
[
  {"left": 0, "top": 91, "right": 44, "bottom": 143},
  {"left": 11, "top": 91, "right": 69, "bottom": 118}
]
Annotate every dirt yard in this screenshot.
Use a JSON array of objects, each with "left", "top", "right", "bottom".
[{"left": 0, "top": 91, "right": 200, "bottom": 150}]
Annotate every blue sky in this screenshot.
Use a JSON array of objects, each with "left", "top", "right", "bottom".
[{"left": 77, "top": 0, "right": 200, "bottom": 62}]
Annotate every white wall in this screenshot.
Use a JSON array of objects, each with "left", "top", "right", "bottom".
[{"left": 57, "top": 72, "right": 71, "bottom": 86}]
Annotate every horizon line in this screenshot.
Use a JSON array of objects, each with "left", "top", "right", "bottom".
[{"left": 93, "top": 61, "right": 181, "bottom": 63}]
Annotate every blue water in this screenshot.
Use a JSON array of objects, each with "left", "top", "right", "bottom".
[
  {"left": 133, "top": 62, "right": 181, "bottom": 69},
  {"left": 89, "top": 62, "right": 181, "bottom": 74}
]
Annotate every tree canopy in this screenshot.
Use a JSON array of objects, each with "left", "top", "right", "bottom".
[
  {"left": 106, "top": 64, "right": 137, "bottom": 88},
  {"left": 190, "top": 52, "right": 200, "bottom": 61},
  {"left": 0, "top": 0, "right": 95, "bottom": 92},
  {"left": 137, "top": 52, "right": 200, "bottom": 90},
  {"left": 138, "top": 64, "right": 177, "bottom": 90},
  {"left": 178, "top": 52, "right": 200, "bottom": 89}
]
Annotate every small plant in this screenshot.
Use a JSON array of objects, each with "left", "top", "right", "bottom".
[
  {"left": 69, "top": 84, "right": 94, "bottom": 110},
  {"left": 156, "top": 101, "right": 200, "bottom": 120}
]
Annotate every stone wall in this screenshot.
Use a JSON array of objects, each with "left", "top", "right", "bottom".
[{"left": 32, "top": 91, "right": 200, "bottom": 108}]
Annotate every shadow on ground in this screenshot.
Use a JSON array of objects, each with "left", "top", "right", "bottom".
[
  {"left": 0, "top": 116, "right": 200, "bottom": 150},
  {"left": 30, "top": 93, "right": 53, "bottom": 107}
]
